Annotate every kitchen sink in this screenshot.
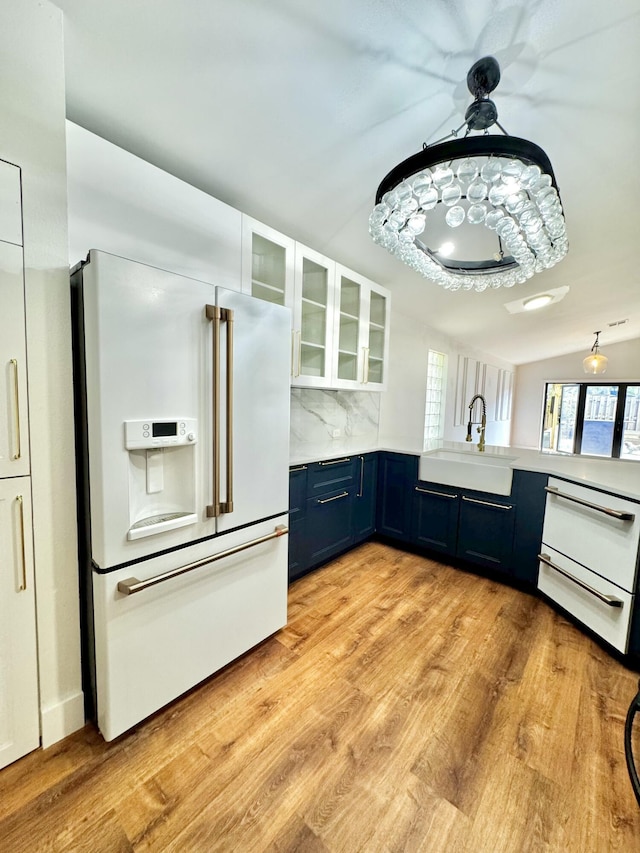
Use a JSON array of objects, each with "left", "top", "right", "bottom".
[{"left": 418, "top": 448, "right": 518, "bottom": 496}]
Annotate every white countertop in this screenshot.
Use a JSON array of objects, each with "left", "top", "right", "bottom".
[{"left": 290, "top": 441, "right": 640, "bottom": 502}]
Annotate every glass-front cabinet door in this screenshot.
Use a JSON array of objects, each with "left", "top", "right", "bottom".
[
  {"left": 241, "top": 216, "right": 295, "bottom": 309},
  {"left": 336, "top": 272, "right": 361, "bottom": 384},
  {"left": 291, "top": 245, "right": 335, "bottom": 387},
  {"left": 332, "top": 266, "right": 390, "bottom": 390}
]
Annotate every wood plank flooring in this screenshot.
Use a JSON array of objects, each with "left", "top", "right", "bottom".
[{"left": 2, "top": 541, "right": 640, "bottom": 852}]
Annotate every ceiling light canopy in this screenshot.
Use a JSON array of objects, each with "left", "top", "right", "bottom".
[
  {"left": 583, "top": 331, "right": 608, "bottom": 375},
  {"left": 369, "top": 57, "right": 568, "bottom": 292}
]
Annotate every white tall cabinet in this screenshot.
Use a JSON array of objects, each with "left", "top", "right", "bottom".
[{"left": 0, "top": 158, "right": 39, "bottom": 770}]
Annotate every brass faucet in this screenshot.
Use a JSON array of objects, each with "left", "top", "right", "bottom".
[{"left": 466, "top": 394, "right": 487, "bottom": 452}]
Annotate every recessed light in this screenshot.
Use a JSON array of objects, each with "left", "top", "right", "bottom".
[
  {"left": 437, "top": 241, "right": 455, "bottom": 257},
  {"left": 523, "top": 294, "right": 553, "bottom": 311},
  {"left": 504, "top": 285, "right": 570, "bottom": 315}
]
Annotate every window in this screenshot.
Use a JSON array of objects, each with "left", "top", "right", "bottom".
[
  {"left": 424, "top": 350, "right": 447, "bottom": 448},
  {"left": 541, "top": 382, "right": 640, "bottom": 460}
]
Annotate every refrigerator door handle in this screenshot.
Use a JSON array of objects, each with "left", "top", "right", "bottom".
[
  {"left": 205, "top": 305, "right": 234, "bottom": 517},
  {"left": 117, "top": 524, "right": 289, "bottom": 595},
  {"left": 223, "top": 306, "right": 234, "bottom": 514}
]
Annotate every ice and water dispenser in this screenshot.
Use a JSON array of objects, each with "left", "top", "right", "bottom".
[{"left": 124, "top": 418, "right": 198, "bottom": 539}]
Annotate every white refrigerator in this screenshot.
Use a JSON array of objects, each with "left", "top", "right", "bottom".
[{"left": 72, "top": 250, "right": 290, "bottom": 741}]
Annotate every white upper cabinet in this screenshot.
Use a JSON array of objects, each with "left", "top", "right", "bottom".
[
  {"left": 332, "top": 265, "right": 390, "bottom": 391},
  {"left": 241, "top": 216, "right": 295, "bottom": 309},
  {"left": 291, "top": 244, "right": 336, "bottom": 387},
  {"left": 0, "top": 226, "right": 29, "bottom": 479},
  {"left": 0, "top": 160, "right": 22, "bottom": 246},
  {"left": 242, "top": 217, "right": 390, "bottom": 391}
]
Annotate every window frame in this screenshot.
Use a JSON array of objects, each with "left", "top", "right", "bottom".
[{"left": 541, "top": 381, "right": 638, "bottom": 460}]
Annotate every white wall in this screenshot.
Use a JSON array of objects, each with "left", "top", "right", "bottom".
[
  {"left": 379, "top": 306, "right": 515, "bottom": 450},
  {"left": 1, "top": 1, "right": 84, "bottom": 745},
  {"left": 512, "top": 337, "right": 640, "bottom": 448}
]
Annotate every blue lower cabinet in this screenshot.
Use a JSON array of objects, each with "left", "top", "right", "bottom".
[
  {"left": 288, "top": 465, "right": 309, "bottom": 582},
  {"left": 306, "top": 487, "right": 355, "bottom": 568},
  {"left": 353, "top": 453, "right": 378, "bottom": 543},
  {"left": 510, "top": 469, "right": 548, "bottom": 585},
  {"left": 412, "top": 483, "right": 459, "bottom": 555},
  {"left": 376, "top": 452, "right": 418, "bottom": 542},
  {"left": 456, "top": 492, "right": 515, "bottom": 573}
]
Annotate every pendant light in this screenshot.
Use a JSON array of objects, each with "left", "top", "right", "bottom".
[
  {"left": 369, "top": 56, "right": 568, "bottom": 292},
  {"left": 583, "top": 331, "right": 608, "bottom": 375}
]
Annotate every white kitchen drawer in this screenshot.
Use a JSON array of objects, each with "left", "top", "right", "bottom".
[
  {"left": 538, "top": 546, "right": 634, "bottom": 653},
  {"left": 542, "top": 477, "right": 640, "bottom": 592}
]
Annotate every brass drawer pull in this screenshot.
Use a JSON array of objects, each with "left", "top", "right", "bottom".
[
  {"left": 462, "top": 495, "right": 512, "bottom": 510},
  {"left": 317, "top": 491, "right": 349, "bottom": 505},
  {"left": 545, "top": 485, "right": 634, "bottom": 521},
  {"left": 318, "top": 458, "right": 351, "bottom": 466},
  {"left": 117, "top": 524, "right": 288, "bottom": 595},
  {"left": 538, "top": 553, "right": 623, "bottom": 607},
  {"left": 415, "top": 486, "right": 458, "bottom": 499},
  {"left": 289, "top": 465, "right": 308, "bottom": 472}
]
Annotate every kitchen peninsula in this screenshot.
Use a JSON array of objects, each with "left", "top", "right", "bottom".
[{"left": 289, "top": 442, "right": 640, "bottom": 660}]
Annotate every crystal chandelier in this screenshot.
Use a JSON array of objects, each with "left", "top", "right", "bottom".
[
  {"left": 369, "top": 57, "right": 568, "bottom": 292},
  {"left": 583, "top": 331, "right": 608, "bottom": 375}
]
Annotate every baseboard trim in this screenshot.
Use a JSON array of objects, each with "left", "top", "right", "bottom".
[{"left": 40, "top": 690, "right": 86, "bottom": 748}]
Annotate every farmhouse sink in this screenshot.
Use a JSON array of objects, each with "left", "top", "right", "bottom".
[{"left": 418, "top": 448, "right": 518, "bottom": 496}]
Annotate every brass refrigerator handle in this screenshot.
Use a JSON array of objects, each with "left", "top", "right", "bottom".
[
  {"left": 223, "top": 307, "right": 234, "bottom": 513},
  {"left": 544, "top": 485, "right": 635, "bottom": 521},
  {"left": 117, "top": 524, "right": 289, "bottom": 596},
  {"left": 205, "top": 305, "right": 221, "bottom": 517},
  {"left": 538, "top": 553, "right": 623, "bottom": 607},
  {"left": 10, "top": 359, "right": 21, "bottom": 460},
  {"left": 17, "top": 495, "right": 27, "bottom": 591},
  {"left": 205, "top": 305, "right": 234, "bottom": 517}
]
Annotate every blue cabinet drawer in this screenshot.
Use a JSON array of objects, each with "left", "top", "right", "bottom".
[
  {"left": 306, "top": 486, "right": 355, "bottom": 568},
  {"left": 307, "top": 457, "right": 356, "bottom": 498}
]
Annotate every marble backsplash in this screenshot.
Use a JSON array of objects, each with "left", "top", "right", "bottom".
[{"left": 290, "top": 389, "right": 380, "bottom": 461}]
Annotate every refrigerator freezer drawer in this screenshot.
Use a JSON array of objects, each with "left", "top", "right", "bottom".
[
  {"left": 92, "top": 517, "right": 288, "bottom": 741},
  {"left": 538, "top": 546, "right": 634, "bottom": 654}
]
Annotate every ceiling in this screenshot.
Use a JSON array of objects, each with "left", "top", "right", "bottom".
[{"left": 53, "top": 0, "right": 640, "bottom": 365}]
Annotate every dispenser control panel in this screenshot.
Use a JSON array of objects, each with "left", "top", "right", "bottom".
[{"left": 124, "top": 418, "right": 198, "bottom": 450}]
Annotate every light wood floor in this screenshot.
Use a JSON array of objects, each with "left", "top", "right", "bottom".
[{"left": 2, "top": 541, "right": 640, "bottom": 852}]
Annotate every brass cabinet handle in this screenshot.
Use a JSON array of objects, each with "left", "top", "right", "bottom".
[
  {"left": 10, "top": 358, "right": 21, "bottom": 460},
  {"left": 362, "top": 347, "right": 370, "bottom": 384},
  {"left": 117, "top": 524, "right": 289, "bottom": 595},
  {"left": 357, "top": 456, "right": 365, "bottom": 497},
  {"left": 317, "top": 491, "right": 349, "bottom": 505},
  {"left": 205, "top": 305, "right": 234, "bottom": 517},
  {"left": 544, "top": 485, "right": 635, "bottom": 521},
  {"left": 538, "top": 553, "right": 623, "bottom": 608},
  {"left": 318, "top": 457, "right": 351, "bottom": 466},
  {"left": 290, "top": 330, "right": 295, "bottom": 377},
  {"left": 415, "top": 486, "right": 458, "bottom": 499},
  {"left": 462, "top": 495, "right": 512, "bottom": 510},
  {"left": 290, "top": 465, "right": 308, "bottom": 472},
  {"left": 16, "top": 495, "right": 27, "bottom": 591},
  {"left": 296, "top": 330, "right": 302, "bottom": 378}
]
